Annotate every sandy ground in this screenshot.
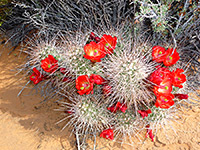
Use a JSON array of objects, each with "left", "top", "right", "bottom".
[{"left": 0, "top": 42, "right": 200, "bottom": 150}]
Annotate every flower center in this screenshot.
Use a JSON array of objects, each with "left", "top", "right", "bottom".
[
  {"left": 105, "top": 43, "right": 111, "bottom": 49},
  {"left": 159, "top": 51, "right": 162, "bottom": 54},
  {"left": 93, "top": 49, "right": 98, "bottom": 56},
  {"left": 48, "top": 64, "right": 51, "bottom": 68},
  {"left": 169, "top": 56, "right": 172, "bottom": 60},
  {"left": 165, "top": 86, "right": 168, "bottom": 90},
  {"left": 85, "top": 85, "right": 90, "bottom": 89},
  {"left": 80, "top": 87, "right": 84, "bottom": 90},
  {"left": 161, "top": 98, "right": 168, "bottom": 103},
  {"left": 32, "top": 76, "right": 36, "bottom": 79},
  {"left": 160, "top": 73, "right": 163, "bottom": 77},
  {"left": 82, "top": 82, "right": 90, "bottom": 89}
]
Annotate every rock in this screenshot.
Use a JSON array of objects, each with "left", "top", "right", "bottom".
[{"left": 178, "top": 139, "right": 182, "bottom": 144}]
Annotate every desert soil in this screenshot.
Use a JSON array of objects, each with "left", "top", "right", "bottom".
[{"left": 0, "top": 42, "right": 200, "bottom": 150}]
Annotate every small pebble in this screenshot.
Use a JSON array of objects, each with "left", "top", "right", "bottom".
[{"left": 178, "top": 139, "right": 182, "bottom": 144}]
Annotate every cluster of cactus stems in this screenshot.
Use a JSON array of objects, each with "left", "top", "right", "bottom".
[
  {"left": 22, "top": 25, "right": 199, "bottom": 148},
  {"left": 0, "top": 0, "right": 199, "bottom": 149}
]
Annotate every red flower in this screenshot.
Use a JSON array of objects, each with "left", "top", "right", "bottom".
[
  {"left": 154, "top": 78, "right": 172, "bottom": 96},
  {"left": 95, "top": 37, "right": 100, "bottom": 43},
  {"left": 64, "top": 110, "right": 73, "bottom": 114},
  {"left": 107, "top": 102, "right": 127, "bottom": 113},
  {"left": 107, "top": 102, "right": 121, "bottom": 113},
  {"left": 155, "top": 93, "right": 175, "bottom": 109},
  {"left": 90, "top": 32, "right": 100, "bottom": 42},
  {"left": 100, "top": 34, "right": 117, "bottom": 54},
  {"left": 60, "top": 68, "right": 67, "bottom": 74},
  {"left": 103, "top": 85, "right": 112, "bottom": 96},
  {"left": 119, "top": 103, "right": 127, "bottom": 113},
  {"left": 30, "top": 68, "right": 43, "bottom": 84},
  {"left": 146, "top": 125, "right": 154, "bottom": 142},
  {"left": 174, "top": 94, "right": 188, "bottom": 100},
  {"left": 90, "top": 32, "right": 95, "bottom": 40},
  {"left": 84, "top": 41, "right": 106, "bottom": 62},
  {"left": 149, "top": 67, "right": 172, "bottom": 85},
  {"left": 100, "top": 129, "right": 114, "bottom": 140},
  {"left": 41, "top": 55, "right": 58, "bottom": 72},
  {"left": 152, "top": 46, "right": 166, "bottom": 63},
  {"left": 89, "top": 74, "right": 105, "bottom": 85},
  {"left": 62, "top": 77, "right": 71, "bottom": 82},
  {"left": 172, "top": 69, "right": 186, "bottom": 88},
  {"left": 163, "top": 48, "right": 180, "bottom": 66},
  {"left": 138, "top": 109, "right": 152, "bottom": 118},
  {"left": 76, "top": 75, "right": 93, "bottom": 95}
]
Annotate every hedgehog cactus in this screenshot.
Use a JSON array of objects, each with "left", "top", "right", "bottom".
[
  {"left": 101, "top": 46, "right": 156, "bottom": 107},
  {"left": 20, "top": 13, "right": 197, "bottom": 149},
  {"left": 57, "top": 94, "right": 114, "bottom": 134},
  {"left": 1, "top": 0, "right": 199, "bottom": 149},
  {"left": 59, "top": 38, "right": 104, "bottom": 77},
  {"left": 113, "top": 108, "right": 146, "bottom": 144},
  {"left": 25, "top": 28, "right": 193, "bottom": 147}
]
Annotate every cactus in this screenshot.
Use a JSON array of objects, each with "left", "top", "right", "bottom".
[
  {"left": 101, "top": 43, "right": 156, "bottom": 107},
  {"left": 20, "top": 24, "right": 198, "bottom": 148},
  {"left": 113, "top": 108, "right": 146, "bottom": 145},
  {"left": 56, "top": 93, "right": 114, "bottom": 137},
  {"left": 1, "top": 0, "right": 199, "bottom": 149}
]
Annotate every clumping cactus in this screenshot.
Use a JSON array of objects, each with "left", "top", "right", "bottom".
[
  {"left": 57, "top": 94, "right": 114, "bottom": 134},
  {"left": 23, "top": 27, "right": 196, "bottom": 148},
  {"left": 113, "top": 109, "right": 146, "bottom": 144},
  {"left": 5, "top": 1, "right": 199, "bottom": 149},
  {"left": 101, "top": 44, "right": 156, "bottom": 107}
]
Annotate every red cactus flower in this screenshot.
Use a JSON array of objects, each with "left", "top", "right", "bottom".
[
  {"left": 62, "top": 77, "right": 71, "bottom": 82},
  {"left": 100, "top": 129, "right": 114, "bottom": 140},
  {"left": 60, "top": 68, "right": 67, "bottom": 74},
  {"left": 138, "top": 109, "right": 152, "bottom": 118},
  {"left": 174, "top": 94, "right": 188, "bottom": 100},
  {"left": 163, "top": 48, "right": 180, "bottom": 66},
  {"left": 95, "top": 37, "right": 100, "bottom": 43},
  {"left": 154, "top": 78, "right": 172, "bottom": 96},
  {"left": 76, "top": 75, "right": 93, "bottom": 95},
  {"left": 172, "top": 69, "right": 186, "bottom": 88},
  {"left": 107, "top": 102, "right": 121, "bottom": 113},
  {"left": 155, "top": 93, "right": 175, "bottom": 109},
  {"left": 119, "top": 103, "right": 127, "bottom": 113},
  {"left": 103, "top": 85, "right": 112, "bottom": 96},
  {"left": 89, "top": 74, "right": 105, "bottom": 85},
  {"left": 90, "top": 32, "right": 100, "bottom": 42},
  {"left": 146, "top": 125, "right": 154, "bottom": 142},
  {"left": 107, "top": 102, "right": 127, "bottom": 113},
  {"left": 149, "top": 67, "right": 172, "bottom": 85},
  {"left": 41, "top": 55, "right": 58, "bottom": 72},
  {"left": 64, "top": 110, "right": 73, "bottom": 114},
  {"left": 100, "top": 34, "right": 117, "bottom": 54},
  {"left": 30, "top": 68, "right": 43, "bottom": 84},
  {"left": 84, "top": 41, "right": 106, "bottom": 62},
  {"left": 90, "top": 32, "right": 95, "bottom": 40},
  {"left": 152, "top": 46, "right": 167, "bottom": 63}
]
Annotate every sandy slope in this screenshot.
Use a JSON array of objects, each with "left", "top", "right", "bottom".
[{"left": 0, "top": 42, "right": 200, "bottom": 150}]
